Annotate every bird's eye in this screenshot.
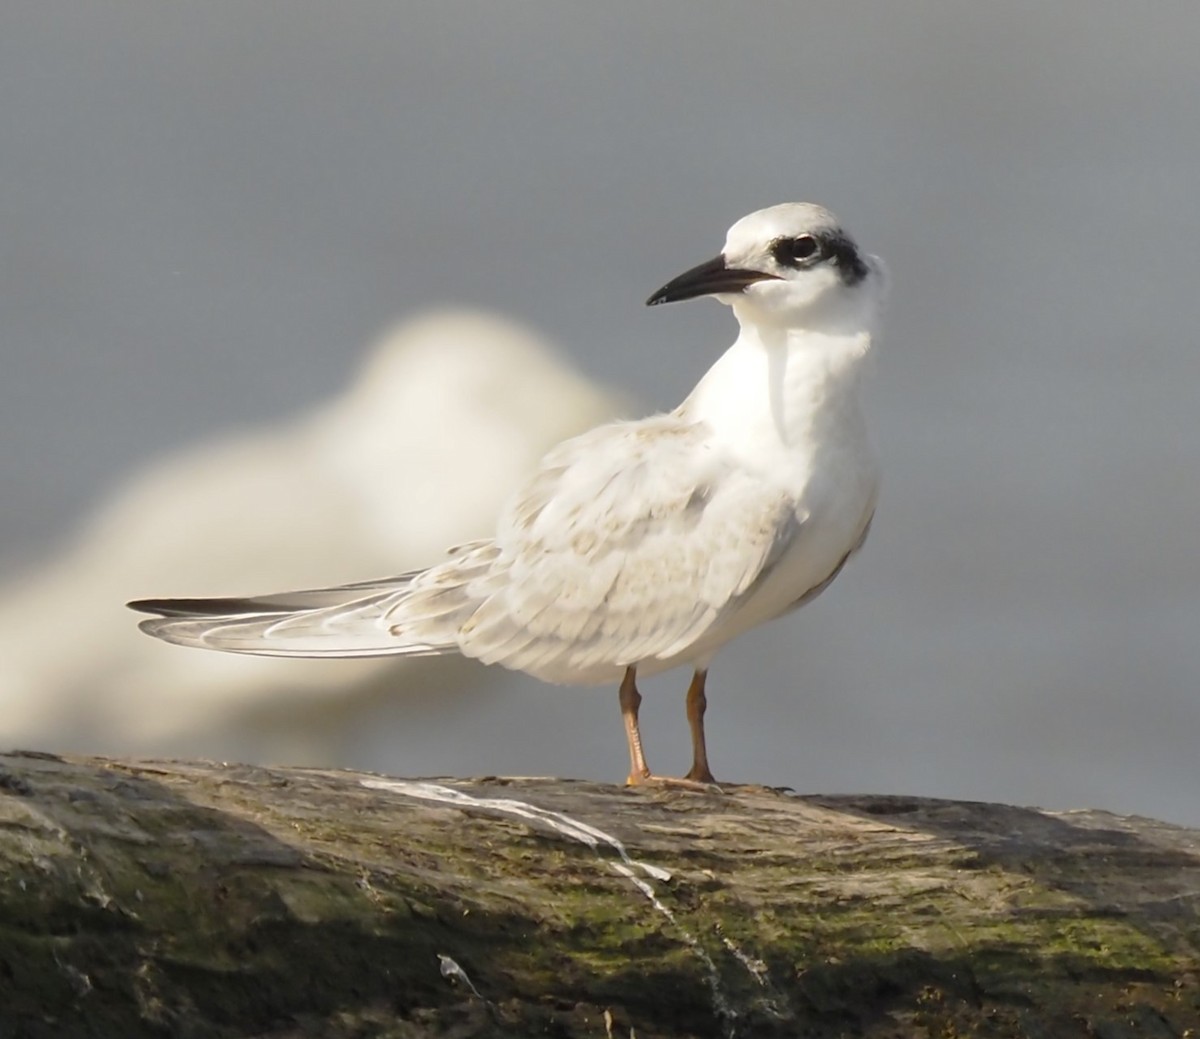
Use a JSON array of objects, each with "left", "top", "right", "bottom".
[{"left": 771, "top": 234, "right": 821, "bottom": 269}]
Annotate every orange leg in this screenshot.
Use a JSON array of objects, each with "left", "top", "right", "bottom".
[
  {"left": 620, "top": 666, "right": 653, "bottom": 785},
  {"left": 684, "top": 668, "right": 717, "bottom": 784},
  {"left": 618, "top": 666, "right": 719, "bottom": 788}
]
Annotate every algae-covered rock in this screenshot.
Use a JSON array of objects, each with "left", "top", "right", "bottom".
[{"left": 0, "top": 752, "right": 1196, "bottom": 1037}]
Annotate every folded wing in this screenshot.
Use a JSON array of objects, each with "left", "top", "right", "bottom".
[
  {"left": 424, "top": 415, "right": 804, "bottom": 682},
  {"left": 130, "top": 415, "right": 804, "bottom": 678}
]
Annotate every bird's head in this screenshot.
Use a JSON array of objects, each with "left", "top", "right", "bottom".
[{"left": 646, "top": 203, "right": 882, "bottom": 331}]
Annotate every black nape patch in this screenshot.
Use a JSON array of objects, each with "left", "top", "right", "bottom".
[{"left": 822, "top": 231, "right": 870, "bottom": 286}]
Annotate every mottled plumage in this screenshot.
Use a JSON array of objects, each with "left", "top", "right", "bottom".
[{"left": 133, "top": 203, "right": 885, "bottom": 786}]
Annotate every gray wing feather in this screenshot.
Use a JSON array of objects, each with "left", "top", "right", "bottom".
[
  {"left": 384, "top": 415, "right": 804, "bottom": 682},
  {"left": 133, "top": 538, "right": 502, "bottom": 656},
  {"left": 133, "top": 417, "right": 804, "bottom": 677},
  {"left": 136, "top": 583, "right": 424, "bottom": 656}
]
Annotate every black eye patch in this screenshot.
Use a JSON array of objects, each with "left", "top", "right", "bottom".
[
  {"left": 770, "top": 234, "right": 820, "bottom": 268},
  {"left": 771, "top": 231, "right": 870, "bottom": 285}
]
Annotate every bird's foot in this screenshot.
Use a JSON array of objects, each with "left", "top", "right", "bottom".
[{"left": 625, "top": 770, "right": 722, "bottom": 792}]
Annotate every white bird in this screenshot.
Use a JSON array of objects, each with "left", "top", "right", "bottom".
[{"left": 132, "top": 204, "right": 884, "bottom": 786}]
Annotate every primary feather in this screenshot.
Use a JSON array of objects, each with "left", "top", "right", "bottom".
[{"left": 132, "top": 410, "right": 814, "bottom": 683}]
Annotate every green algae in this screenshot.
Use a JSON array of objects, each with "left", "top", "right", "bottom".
[{"left": 0, "top": 756, "right": 1197, "bottom": 1037}]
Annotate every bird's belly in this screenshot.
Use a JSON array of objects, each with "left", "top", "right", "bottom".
[{"left": 681, "top": 463, "right": 877, "bottom": 664}]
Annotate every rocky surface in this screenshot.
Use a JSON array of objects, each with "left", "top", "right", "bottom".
[{"left": 0, "top": 751, "right": 1197, "bottom": 1037}]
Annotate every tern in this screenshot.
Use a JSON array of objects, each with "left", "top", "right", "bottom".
[{"left": 131, "top": 203, "right": 884, "bottom": 787}]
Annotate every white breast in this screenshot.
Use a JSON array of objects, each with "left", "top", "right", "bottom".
[{"left": 666, "top": 320, "right": 879, "bottom": 665}]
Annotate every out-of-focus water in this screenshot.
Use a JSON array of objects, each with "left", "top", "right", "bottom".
[{"left": 1, "top": 4, "right": 1197, "bottom": 824}]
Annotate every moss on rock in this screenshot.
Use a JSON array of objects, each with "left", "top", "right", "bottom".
[{"left": 0, "top": 754, "right": 1197, "bottom": 1037}]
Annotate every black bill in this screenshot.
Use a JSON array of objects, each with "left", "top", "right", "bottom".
[{"left": 646, "top": 254, "right": 780, "bottom": 306}]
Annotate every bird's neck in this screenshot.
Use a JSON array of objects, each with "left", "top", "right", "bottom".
[{"left": 681, "top": 318, "right": 873, "bottom": 460}]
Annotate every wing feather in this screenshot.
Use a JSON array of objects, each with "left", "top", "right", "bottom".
[
  {"left": 412, "top": 414, "right": 805, "bottom": 682},
  {"left": 132, "top": 415, "right": 808, "bottom": 678}
]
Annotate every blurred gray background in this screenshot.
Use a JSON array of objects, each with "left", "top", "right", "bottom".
[{"left": 1, "top": 4, "right": 1197, "bottom": 824}]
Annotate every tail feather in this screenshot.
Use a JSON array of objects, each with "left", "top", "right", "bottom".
[
  {"left": 127, "top": 572, "right": 422, "bottom": 619},
  {"left": 129, "top": 571, "right": 452, "bottom": 658},
  {"left": 130, "top": 543, "right": 505, "bottom": 659}
]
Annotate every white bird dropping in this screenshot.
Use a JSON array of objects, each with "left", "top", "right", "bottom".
[{"left": 131, "top": 203, "right": 884, "bottom": 787}]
